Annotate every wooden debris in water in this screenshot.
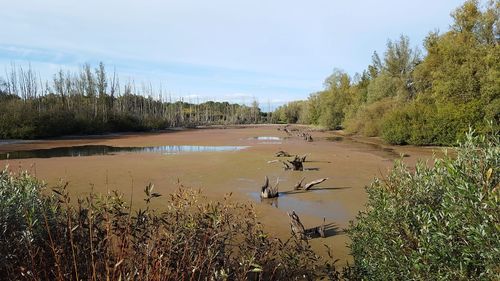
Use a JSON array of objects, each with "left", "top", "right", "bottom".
[
  {"left": 288, "top": 210, "right": 306, "bottom": 239},
  {"left": 304, "top": 178, "right": 328, "bottom": 190},
  {"left": 294, "top": 177, "right": 328, "bottom": 190},
  {"left": 281, "top": 160, "right": 292, "bottom": 171},
  {"left": 284, "top": 155, "right": 307, "bottom": 171},
  {"left": 294, "top": 177, "right": 306, "bottom": 190},
  {"left": 288, "top": 211, "right": 327, "bottom": 239},
  {"left": 260, "top": 176, "right": 279, "bottom": 199}
]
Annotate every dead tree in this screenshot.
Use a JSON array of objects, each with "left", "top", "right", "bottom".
[{"left": 260, "top": 176, "right": 279, "bottom": 199}]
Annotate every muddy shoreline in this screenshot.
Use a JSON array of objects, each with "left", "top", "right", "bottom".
[{"left": 0, "top": 125, "right": 440, "bottom": 265}]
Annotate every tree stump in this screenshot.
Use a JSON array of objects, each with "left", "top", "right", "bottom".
[
  {"left": 289, "top": 211, "right": 327, "bottom": 239},
  {"left": 260, "top": 176, "right": 279, "bottom": 198},
  {"left": 288, "top": 210, "right": 306, "bottom": 239},
  {"left": 286, "top": 155, "right": 306, "bottom": 171}
]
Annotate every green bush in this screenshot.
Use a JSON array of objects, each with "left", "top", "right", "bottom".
[
  {"left": 348, "top": 130, "right": 500, "bottom": 280},
  {"left": 345, "top": 98, "right": 396, "bottom": 137},
  {"left": 381, "top": 109, "right": 411, "bottom": 145}
]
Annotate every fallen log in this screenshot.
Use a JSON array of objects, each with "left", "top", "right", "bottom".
[{"left": 260, "top": 176, "right": 279, "bottom": 198}]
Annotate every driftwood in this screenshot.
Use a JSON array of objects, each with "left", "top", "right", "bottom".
[
  {"left": 283, "top": 154, "right": 307, "bottom": 171},
  {"left": 294, "top": 177, "right": 306, "bottom": 190},
  {"left": 304, "top": 178, "right": 328, "bottom": 190},
  {"left": 294, "top": 177, "right": 328, "bottom": 190},
  {"left": 288, "top": 211, "right": 326, "bottom": 239},
  {"left": 316, "top": 217, "right": 326, "bottom": 238},
  {"left": 297, "top": 131, "right": 313, "bottom": 142},
  {"left": 281, "top": 160, "right": 292, "bottom": 170},
  {"left": 288, "top": 211, "right": 306, "bottom": 239},
  {"left": 275, "top": 150, "right": 292, "bottom": 157},
  {"left": 260, "top": 176, "right": 279, "bottom": 199}
]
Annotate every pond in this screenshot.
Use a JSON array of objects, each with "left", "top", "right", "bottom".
[{"left": 0, "top": 145, "right": 249, "bottom": 160}]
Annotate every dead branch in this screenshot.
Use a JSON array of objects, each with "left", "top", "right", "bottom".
[
  {"left": 294, "top": 177, "right": 305, "bottom": 190},
  {"left": 304, "top": 178, "right": 328, "bottom": 190}
]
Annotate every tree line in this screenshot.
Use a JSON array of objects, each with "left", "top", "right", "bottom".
[
  {"left": 0, "top": 63, "right": 264, "bottom": 139},
  {"left": 273, "top": 0, "right": 499, "bottom": 145}
]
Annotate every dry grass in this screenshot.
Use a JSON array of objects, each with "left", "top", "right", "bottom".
[{"left": 0, "top": 168, "right": 341, "bottom": 280}]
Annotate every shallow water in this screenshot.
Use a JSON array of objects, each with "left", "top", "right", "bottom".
[
  {"left": 248, "top": 191, "right": 348, "bottom": 222},
  {"left": 0, "top": 145, "right": 249, "bottom": 160},
  {"left": 254, "top": 136, "right": 281, "bottom": 141},
  {"left": 325, "top": 136, "right": 344, "bottom": 142}
]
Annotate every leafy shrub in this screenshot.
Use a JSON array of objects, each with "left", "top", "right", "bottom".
[
  {"left": 344, "top": 98, "right": 396, "bottom": 137},
  {"left": 0, "top": 168, "right": 336, "bottom": 280},
  {"left": 380, "top": 109, "right": 411, "bottom": 145},
  {"left": 348, "top": 130, "right": 500, "bottom": 280}
]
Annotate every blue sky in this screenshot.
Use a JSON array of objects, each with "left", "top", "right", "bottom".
[{"left": 0, "top": 0, "right": 464, "bottom": 108}]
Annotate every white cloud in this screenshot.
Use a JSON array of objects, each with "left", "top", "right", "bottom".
[{"left": 0, "top": 0, "right": 464, "bottom": 103}]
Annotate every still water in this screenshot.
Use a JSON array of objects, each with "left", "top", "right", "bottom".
[{"left": 0, "top": 145, "right": 249, "bottom": 160}]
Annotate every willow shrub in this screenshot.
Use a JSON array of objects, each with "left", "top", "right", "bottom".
[
  {"left": 0, "top": 168, "right": 340, "bottom": 280},
  {"left": 347, "top": 130, "right": 499, "bottom": 280}
]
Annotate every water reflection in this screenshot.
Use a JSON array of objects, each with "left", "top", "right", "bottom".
[
  {"left": 248, "top": 191, "right": 348, "bottom": 221},
  {"left": 325, "top": 136, "right": 344, "bottom": 142},
  {"left": 254, "top": 136, "right": 281, "bottom": 141},
  {"left": 0, "top": 145, "right": 249, "bottom": 160}
]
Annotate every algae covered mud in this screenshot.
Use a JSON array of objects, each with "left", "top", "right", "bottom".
[{"left": 0, "top": 125, "right": 437, "bottom": 265}]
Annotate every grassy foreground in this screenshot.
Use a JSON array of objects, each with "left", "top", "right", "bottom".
[{"left": 0, "top": 171, "right": 341, "bottom": 280}]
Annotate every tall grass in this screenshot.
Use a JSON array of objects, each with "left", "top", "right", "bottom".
[{"left": 0, "top": 169, "right": 339, "bottom": 280}]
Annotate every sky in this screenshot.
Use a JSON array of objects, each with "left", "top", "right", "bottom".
[{"left": 0, "top": 0, "right": 465, "bottom": 108}]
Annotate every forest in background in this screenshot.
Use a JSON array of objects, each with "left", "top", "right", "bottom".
[
  {"left": 273, "top": 0, "right": 499, "bottom": 145},
  {"left": 0, "top": 63, "right": 263, "bottom": 139},
  {"left": 0, "top": 1, "right": 498, "bottom": 145}
]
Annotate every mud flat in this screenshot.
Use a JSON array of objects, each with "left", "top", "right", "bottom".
[{"left": 0, "top": 125, "right": 440, "bottom": 266}]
